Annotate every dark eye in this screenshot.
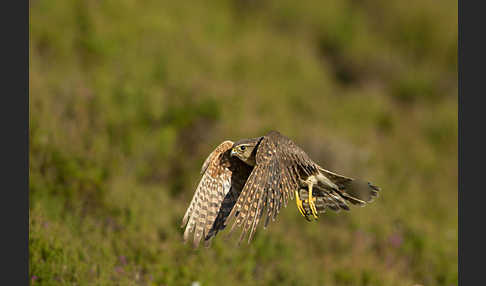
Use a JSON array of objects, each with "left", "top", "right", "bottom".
[{"left": 240, "top": 146, "right": 246, "bottom": 151}]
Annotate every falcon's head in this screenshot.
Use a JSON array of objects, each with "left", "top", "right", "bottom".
[{"left": 230, "top": 137, "right": 262, "bottom": 166}]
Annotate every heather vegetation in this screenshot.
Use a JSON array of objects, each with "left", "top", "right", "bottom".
[{"left": 30, "top": 0, "right": 457, "bottom": 285}]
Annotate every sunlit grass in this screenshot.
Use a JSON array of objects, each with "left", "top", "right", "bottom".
[{"left": 30, "top": 0, "right": 457, "bottom": 285}]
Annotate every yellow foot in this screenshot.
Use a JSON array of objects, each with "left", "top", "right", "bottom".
[
  {"left": 295, "top": 190, "right": 311, "bottom": 221},
  {"left": 307, "top": 184, "right": 319, "bottom": 219}
]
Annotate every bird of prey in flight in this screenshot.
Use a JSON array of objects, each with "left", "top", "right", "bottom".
[{"left": 181, "top": 130, "right": 380, "bottom": 248}]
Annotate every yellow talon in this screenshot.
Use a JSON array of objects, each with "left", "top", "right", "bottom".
[
  {"left": 295, "top": 190, "right": 310, "bottom": 221},
  {"left": 307, "top": 183, "right": 319, "bottom": 219}
]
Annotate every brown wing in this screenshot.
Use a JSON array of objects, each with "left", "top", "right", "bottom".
[
  {"left": 275, "top": 132, "right": 380, "bottom": 214},
  {"left": 227, "top": 131, "right": 320, "bottom": 243},
  {"left": 181, "top": 140, "right": 252, "bottom": 248},
  {"left": 226, "top": 130, "right": 380, "bottom": 241}
]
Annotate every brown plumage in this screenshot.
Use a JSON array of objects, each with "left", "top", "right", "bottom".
[
  {"left": 181, "top": 130, "right": 380, "bottom": 248},
  {"left": 181, "top": 141, "right": 252, "bottom": 248}
]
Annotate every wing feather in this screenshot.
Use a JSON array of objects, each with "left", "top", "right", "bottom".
[
  {"left": 227, "top": 131, "right": 312, "bottom": 243},
  {"left": 189, "top": 131, "right": 380, "bottom": 246},
  {"left": 181, "top": 140, "right": 252, "bottom": 248}
]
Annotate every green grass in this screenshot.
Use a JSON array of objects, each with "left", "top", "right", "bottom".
[{"left": 30, "top": 0, "right": 457, "bottom": 285}]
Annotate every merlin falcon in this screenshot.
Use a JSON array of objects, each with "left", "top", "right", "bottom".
[{"left": 181, "top": 130, "right": 380, "bottom": 248}]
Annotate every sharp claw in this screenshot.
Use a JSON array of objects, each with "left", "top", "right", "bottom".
[
  {"left": 300, "top": 204, "right": 311, "bottom": 222},
  {"left": 295, "top": 190, "right": 310, "bottom": 221},
  {"left": 300, "top": 206, "right": 310, "bottom": 222},
  {"left": 310, "top": 201, "right": 318, "bottom": 219},
  {"left": 303, "top": 214, "right": 311, "bottom": 222}
]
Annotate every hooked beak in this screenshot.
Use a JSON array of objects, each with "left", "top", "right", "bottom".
[{"left": 230, "top": 148, "right": 237, "bottom": 157}]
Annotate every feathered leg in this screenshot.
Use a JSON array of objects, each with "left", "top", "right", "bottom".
[{"left": 306, "top": 181, "right": 319, "bottom": 219}]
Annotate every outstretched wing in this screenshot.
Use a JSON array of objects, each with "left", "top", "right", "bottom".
[
  {"left": 227, "top": 131, "right": 320, "bottom": 243},
  {"left": 225, "top": 130, "right": 381, "bottom": 242},
  {"left": 181, "top": 140, "right": 252, "bottom": 248},
  {"left": 276, "top": 133, "right": 380, "bottom": 215}
]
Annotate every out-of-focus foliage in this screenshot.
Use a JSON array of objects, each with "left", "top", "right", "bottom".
[{"left": 29, "top": 0, "right": 457, "bottom": 285}]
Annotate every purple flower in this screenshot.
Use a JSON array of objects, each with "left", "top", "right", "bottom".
[
  {"left": 388, "top": 232, "right": 403, "bottom": 248},
  {"left": 114, "top": 266, "right": 124, "bottom": 274}
]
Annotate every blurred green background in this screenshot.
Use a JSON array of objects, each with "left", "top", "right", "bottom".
[{"left": 29, "top": 0, "right": 457, "bottom": 285}]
